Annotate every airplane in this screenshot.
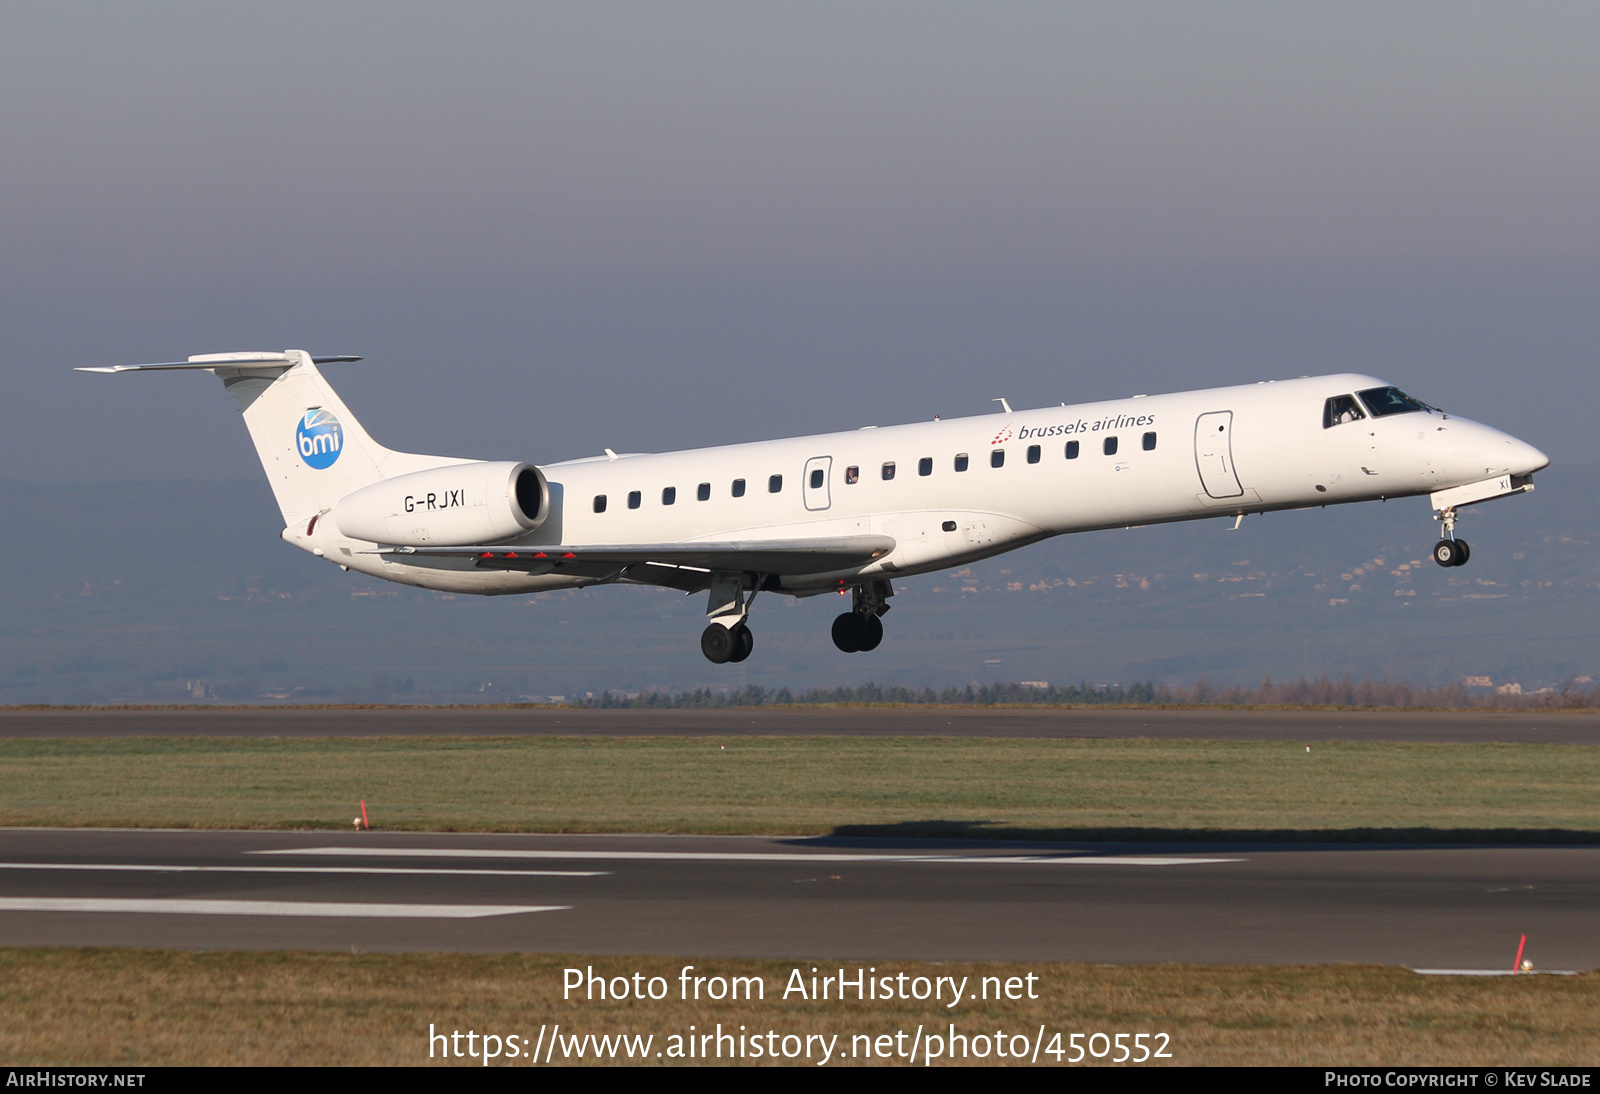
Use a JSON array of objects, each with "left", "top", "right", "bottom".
[{"left": 81, "top": 351, "right": 1549, "bottom": 664}]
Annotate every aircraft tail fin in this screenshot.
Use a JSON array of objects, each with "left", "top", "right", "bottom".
[{"left": 81, "top": 350, "right": 464, "bottom": 526}]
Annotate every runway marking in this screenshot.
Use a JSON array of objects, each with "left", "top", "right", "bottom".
[
  {"left": 0, "top": 863, "right": 606, "bottom": 877},
  {"left": 255, "top": 847, "right": 1241, "bottom": 866},
  {"left": 0, "top": 897, "right": 566, "bottom": 918}
]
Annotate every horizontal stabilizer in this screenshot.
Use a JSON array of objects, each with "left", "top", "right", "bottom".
[
  {"left": 370, "top": 534, "right": 897, "bottom": 576},
  {"left": 77, "top": 353, "right": 361, "bottom": 374}
]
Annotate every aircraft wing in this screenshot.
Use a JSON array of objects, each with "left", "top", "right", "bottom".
[{"left": 373, "top": 535, "right": 895, "bottom": 576}]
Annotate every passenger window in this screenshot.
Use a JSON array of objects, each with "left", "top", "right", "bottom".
[
  {"left": 697, "top": 482, "right": 710, "bottom": 501},
  {"left": 1143, "top": 431, "right": 1157, "bottom": 451},
  {"left": 809, "top": 468, "right": 824, "bottom": 489},
  {"left": 991, "top": 449, "right": 1005, "bottom": 468},
  {"left": 732, "top": 478, "right": 746, "bottom": 497},
  {"left": 662, "top": 486, "right": 676, "bottom": 505},
  {"left": 1103, "top": 436, "right": 1118, "bottom": 456},
  {"left": 768, "top": 474, "right": 782, "bottom": 493},
  {"left": 942, "top": 520, "right": 957, "bottom": 532},
  {"left": 1065, "top": 441, "right": 1079, "bottom": 459},
  {"left": 918, "top": 457, "right": 932, "bottom": 476},
  {"left": 845, "top": 465, "right": 860, "bottom": 484},
  {"left": 954, "top": 453, "right": 969, "bottom": 472},
  {"left": 1323, "top": 394, "right": 1368, "bottom": 428},
  {"left": 1026, "top": 445, "right": 1041, "bottom": 464},
  {"left": 627, "top": 490, "right": 641, "bottom": 509},
  {"left": 882, "top": 461, "right": 896, "bottom": 481},
  {"left": 593, "top": 494, "right": 607, "bottom": 513}
]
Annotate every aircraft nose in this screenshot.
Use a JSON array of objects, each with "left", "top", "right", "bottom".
[{"left": 1507, "top": 435, "right": 1550, "bottom": 476}]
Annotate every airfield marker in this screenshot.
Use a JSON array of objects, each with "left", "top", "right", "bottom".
[
  {"left": 1513, "top": 934, "right": 1527, "bottom": 973},
  {"left": 359, "top": 800, "right": 370, "bottom": 830}
]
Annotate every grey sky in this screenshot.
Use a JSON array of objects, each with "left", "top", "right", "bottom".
[
  {"left": 2, "top": 2, "right": 1596, "bottom": 481},
  {"left": 6, "top": 2, "right": 1599, "bottom": 279}
]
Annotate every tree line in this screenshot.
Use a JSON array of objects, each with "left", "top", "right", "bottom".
[{"left": 578, "top": 676, "right": 1598, "bottom": 710}]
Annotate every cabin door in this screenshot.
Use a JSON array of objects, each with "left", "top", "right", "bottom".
[
  {"left": 803, "top": 455, "right": 832, "bottom": 511},
  {"left": 1193, "top": 411, "right": 1244, "bottom": 498}
]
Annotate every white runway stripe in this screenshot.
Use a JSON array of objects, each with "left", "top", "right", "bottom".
[
  {"left": 0, "top": 862, "right": 606, "bottom": 877},
  {"left": 0, "top": 897, "right": 567, "bottom": 918},
  {"left": 255, "top": 847, "right": 1240, "bottom": 866}
]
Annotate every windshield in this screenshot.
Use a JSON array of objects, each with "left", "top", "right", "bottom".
[{"left": 1357, "top": 386, "right": 1428, "bottom": 417}]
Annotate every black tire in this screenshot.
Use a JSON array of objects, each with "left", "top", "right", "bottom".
[
  {"left": 1452, "top": 540, "right": 1471, "bottom": 566},
  {"left": 701, "top": 623, "right": 735, "bottom": 664},
  {"left": 831, "top": 613, "right": 861, "bottom": 653},
  {"left": 728, "top": 623, "right": 754, "bottom": 663},
  {"left": 1432, "top": 539, "right": 1460, "bottom": 568},
  {"left": 857, "top": 614, "right": 884, "bottom": 652}
]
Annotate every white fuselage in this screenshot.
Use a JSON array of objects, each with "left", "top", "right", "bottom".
[{"left": 302, "top": 373, "right": 1548, "bottom": 596}]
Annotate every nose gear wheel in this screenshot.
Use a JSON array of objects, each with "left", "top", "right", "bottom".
[{"left": 1432, "top": 538, "right": 1470, "bottom": 567}]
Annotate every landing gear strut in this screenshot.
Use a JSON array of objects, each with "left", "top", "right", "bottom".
[
  {"left": 832, "top": 580, "right": 893, "bottom": 654},
  {"left": 1432, "top": 506, "right": 1471, "bottom": 568}
]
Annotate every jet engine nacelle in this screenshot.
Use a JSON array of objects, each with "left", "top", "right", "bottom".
[{"left": 332, "top": 461, "right": 549, "bottom": 546}]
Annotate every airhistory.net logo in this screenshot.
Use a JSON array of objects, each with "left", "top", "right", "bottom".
[{"left": 296, "top": 408, "right": 343, "bottom": 469}]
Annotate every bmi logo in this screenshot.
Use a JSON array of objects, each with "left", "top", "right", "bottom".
[{"left": 296, "top": 408, "right": 342, "bottom": 469}]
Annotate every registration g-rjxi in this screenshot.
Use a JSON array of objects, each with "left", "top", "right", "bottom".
[{"left": 83, "top": 352, "right": 1548, "bottom": 664}]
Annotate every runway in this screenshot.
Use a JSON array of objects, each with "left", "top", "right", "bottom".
[
  {"left": 0, "top": 829, "right": 1593, "bottom": 968},
  {"left": 5, "top": 706, "right": 1599, "bottom": 743}
]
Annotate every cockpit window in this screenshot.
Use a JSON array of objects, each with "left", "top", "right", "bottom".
[
  {"left": 1357, "top": 386, "right": 1427, "bottom": 418},
  {"left": 1323, "top": 394, "right": 1366, "bottom": 428}
]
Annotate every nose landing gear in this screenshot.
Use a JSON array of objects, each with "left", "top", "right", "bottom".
[
  {"left": 1432, "top": 538, "right": 1470, "bottom": 567},
  {"left": 1431, "top": 506, "right": 1470, "bottom": 568},
  {"left": 831, "top": 580, "right": 893, "bottom": 653}
]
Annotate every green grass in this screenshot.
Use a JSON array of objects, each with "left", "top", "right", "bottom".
[
  {"left": 1, "top": 949, "right": 1595, "bottom": 1066},
  {"left": 3, "top": 736, "right": 1599, "bottom": 838}
]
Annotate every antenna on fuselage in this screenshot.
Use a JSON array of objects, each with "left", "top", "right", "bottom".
[{"left": 993, "top": 398, "right": 1012, "bottom": 414}]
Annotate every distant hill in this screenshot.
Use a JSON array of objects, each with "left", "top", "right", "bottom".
[{"left": 2, "top": 464, "right": 1595, "bottom": 704}]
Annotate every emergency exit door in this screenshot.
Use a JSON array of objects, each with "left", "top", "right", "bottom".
[{"left": 803, "top": 456, "right": 832, "bottom": 510}]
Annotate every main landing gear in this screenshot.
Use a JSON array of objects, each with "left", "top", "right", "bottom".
[
  {"left": 697, "top": 576, "right": 896, "bottom": 663},
  {"left": 832, "top": 580, "right": 892, "bottom": 654},
  {"left": 701, "top": 620, "right": 754, "bottom": 664},
  {"left": 700, "top": 573, "right": 758, "bottom": 664},
  {"left": 1431, "top": 506, "right": 1471, "bottom": 568}
]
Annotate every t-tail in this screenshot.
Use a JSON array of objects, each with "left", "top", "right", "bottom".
[{"left": 77, "top": 350, "right": 470, "bottom": 528}]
